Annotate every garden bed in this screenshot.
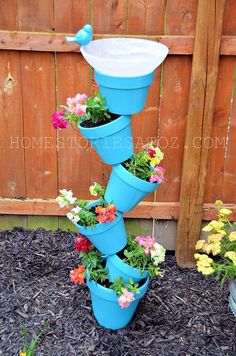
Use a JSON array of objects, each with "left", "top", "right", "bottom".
[{"left": 0, "top": 228, "right": 235, "bottom": 356}]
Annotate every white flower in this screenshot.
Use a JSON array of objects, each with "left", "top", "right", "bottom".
[
  {"left": 71, "top": 206, "right": 82, "bottom": 214},
  {"left": 151, "top": 243, "right": 166, "bottom": 266},
  {"left": 67, "top": 212, "right": 80, "bottom": 224},
  {"left": 56, "top": 189, "right": 76, "bottom": 207},
  {"left": 89, "top": 183, "right": 98, "bottom": 196},
  {"left": 56, "top": 195, "right": 68, "bottom": 208}
]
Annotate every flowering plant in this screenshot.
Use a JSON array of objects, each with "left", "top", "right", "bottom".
[
  {"left": 56, "top": 183, "right": 117, "bottom": 228},
  {"left": 51, "top": 90, "right": 112, "bottom": 129},
  {"left": 195, "top": 201, "right": 236, "bottom": 286},
  {"left": 123, "top": 143, "right": 165, "bottom": 183},
  {"left": 70, "top": 235, "right": 140, "bottom": 309},
  {"left": 119, "top": 234, "right": 166, "bottom": 277}
]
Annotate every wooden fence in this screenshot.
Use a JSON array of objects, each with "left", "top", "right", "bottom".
[{"left": 0, "top": 0, "right": 236, "bottom": 265}]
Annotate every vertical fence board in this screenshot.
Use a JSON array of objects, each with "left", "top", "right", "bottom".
[
  {"left": 0, "top": 0, "right": 18, "bottom": 30},
  {"left": 92, "top": 0, "right": 128, "bottom": 34},
  {"left": 17, "top": 0, "right": 54, "bottom": 32},
  {"left": 56, "top": 54, "right": 91, "bottom": 198},
  {"left": 128, "top": 0, "right": 166, "bottom": 202},
  {"left": 54, "top": 0, "right": 90, "bottom": 33},
  {"left": 18, "top": 1, "right": 57, "bottom": 198},
  {"left": 0, "top": 1, "right": 26, "bottom": 198},
  {"left": 128, "top": 0, "right": 165, "bottom": 34},
  {"left": 223, "top": 0, "right": 236, "bottom": 35},
  {"left": 176, "top": 0, "right": 226, "bottom": 267},
  {"left": 20, "top": 52, "right": 57, "bottom": 198},
  {"left": 0, "top": 50, "right": 26, "bottom": 197},
  {"left": 204, "top": 57, "right": 236, "bottom": 203},
  {"left": 54, "top": 1, "right": 91, "bottom": 199},
  {"left": 27, "top": 216, "right": 58, "bottom": 230},
  {"left": 222, "top": 72, "right": 236, "bottom": 202},
  {"left": 157, "top": 0, "right": 197, "bottom": 203}
]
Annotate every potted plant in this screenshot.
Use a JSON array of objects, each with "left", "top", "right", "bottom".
[
  {"left": 51, "top": 89, "right": 133, "bottom": 165},
  {"left": 106, "top": 234, "right": 166, "bottom": 283},
  {"left": 194, "top": 201, "right": 236, "bottom": 316},
  {"left": 105, "top": 143, "right": 165, "bottom": 212},
  {"left": 70, "top": 238, "right": 149, "bottom": 330},
  {"left": 56, "top": 183, "right": 127, "bottom": 255}
]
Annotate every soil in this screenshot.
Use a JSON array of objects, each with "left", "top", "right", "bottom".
[
  {"left": 80, "top": 113, "right": 119, "bottom": 128},
  {"left": 0, "top": 228, "right": 235, "bottom": 356}
]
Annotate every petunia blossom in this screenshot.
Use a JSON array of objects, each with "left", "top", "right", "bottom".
[
  {"left": 75, "top": 234, "right": 92, "bottom": 253},
  {"left": 70, "top": 265, "right": 85, "bottom": 284},
  {"left": 51, "top": 110, "right": 68, "bottom": 129},
  {"left": 118, "top": 288, "right": 135, "bottom": 309}
]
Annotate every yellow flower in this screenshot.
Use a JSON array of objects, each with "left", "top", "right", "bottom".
[
  {"left": 202, "top": 220, "right": 225, "bottom": 233},
  {"left": 215, "top": 200, "right": 223, "bottom": 206},
  {"left": 219, "top": 208, "right": 232, "bottom": 216},
  {"left": 89, "top": 184, "right": 98, "bottom": 196},
  {"left": 225, "top": 251, "right": 236, "bottom": 266},
  {"left": 229, "top": 231, "right": 236, "bottom": 242},
  {"left": 202, "top": 243, "right": 212, "bottom": 254},
  {"left": 150, "top": 157, "right": 160, "bottom": 166},
  {"left": 195, "top": 240, "right": 205, "bottom": 250},
  {"left": 202, "top": 241, "right": 221, "bottom": 256},
  {"left": 194, "top": 253, "right": 202, "bottom": 260},
  {"left": 197, "top": 265, "right": 215, "bottom": 275},
  {"left": 208, "top": 234, "right": 223, "bottom": 244},
  {"left": 211, "top": 242, "right": 221, "bottom": 256},
  {"left": 19, "top": 352, "right": 26, "bottom": 356}
]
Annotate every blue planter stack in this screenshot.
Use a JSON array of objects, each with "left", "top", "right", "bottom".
[{"left": 66, "top": 25, "right": 168, "bottom": 330}]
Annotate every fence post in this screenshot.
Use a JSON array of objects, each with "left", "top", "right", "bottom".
[{"left": 176, "top": 0, "right": 226, "bottom": 267}]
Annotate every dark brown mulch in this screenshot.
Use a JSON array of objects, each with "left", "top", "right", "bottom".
[{"left": 0, "top": 228, "right": 235, "bottom": 356}]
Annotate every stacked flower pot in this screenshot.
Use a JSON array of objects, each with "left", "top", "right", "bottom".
[{"left": 66, "top": 25, "right": 169, "bottom": 330}]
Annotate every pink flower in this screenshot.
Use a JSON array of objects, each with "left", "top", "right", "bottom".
[
  {"left": 118, "top": 288, "right": 135, "bottom": 309},
  {"left": 150, "top": 166, "right": 165, "bottom": 183},
  {"left": 150, "top": 175, "right": 162, "bottom": 183},
  {"left": 135, "top": 235, "right": 156, "bottom": 255},
  {"left": 75, "top": 93, "right": 88, "bottom": 102},
  {"left": 51, "top": 110, "right": 68, "bottom": 129},
  {"left": 74, "top": 103, "right": 87, "bottom": 116}
]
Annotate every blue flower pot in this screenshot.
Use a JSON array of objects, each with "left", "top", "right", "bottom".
[
  {"left": 229, "top": 279, "right": 236, "bottom": 317},
  {"left": 79, "top": 115, "right": 133, "bottom": 165},
  {"left": 75, "top": 200, "right": 127, "bottom": 255},
  {"left": 94, "top": 71, "right": 154, "bottom": 115},
  {"left": 106, "top": 254, "right": 149, "bottom": 283},
  {"left": 105, "top": 164, "right": 161, "bottom": 212},
  {"left": 87, "top": 276, "right": 149, "bottom": 330}
]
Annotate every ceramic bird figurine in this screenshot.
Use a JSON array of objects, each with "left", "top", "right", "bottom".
[{"left": 66, "top": 24, "right": 93, "bottom": 46}]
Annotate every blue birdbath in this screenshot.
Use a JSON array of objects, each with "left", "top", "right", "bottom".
[{"left": 66, "top": 24, "right": 169, "bottom": 114}]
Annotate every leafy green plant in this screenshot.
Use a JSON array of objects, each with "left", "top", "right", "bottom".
[
  {"left": 110, "top": 276, "right": 140, "bottom": 296},
  {"left": 121, "top": 235, "right": 165, "bottom": 278},
  {"left": 20, "top": 322, "right": 48, "bottom": 356},
  {"left": 82, "top": 93, "right": 111, "bottom": 125},
  {"left": 124, "top": 152, "right": 151, "bottom": 181}
]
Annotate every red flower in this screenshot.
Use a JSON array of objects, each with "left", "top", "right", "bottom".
[
  {"left": 70, "top": 265, "right": 85, "bottom": 284},
  {"left": 95, "top": 204, "right": 117, "bottom": 224},
  {"left": 74, "top": 234, "right": 92, "bottom": 253},
  {"left": 148, "top": 148, "right": 156, "bottom": 158}
]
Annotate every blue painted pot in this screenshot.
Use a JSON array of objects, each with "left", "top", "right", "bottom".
[
  {"left": 105, "top": 164, "right": 161, "bottom": 212},
  {"left": 229, "top": 279, "right": 236, "bottom": 317},
  {"left": 94, "top": 71, "right": 154, "bottom": 115},
  {"left": 79, "top": 115, "right": 133, "bottom": 165},
  {"left": 106, "top": 254, "right": 149, "bottom": 283},
  {"left": 87, "top": 276, "right": 149, "bottom": 330},
  {"left": 75, "top": 200, "right": 127, "bottom": 255}
]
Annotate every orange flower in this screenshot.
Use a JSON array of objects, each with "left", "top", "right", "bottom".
[{"left": 70, "top": 265, "right": 85, "bottom": 284}]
